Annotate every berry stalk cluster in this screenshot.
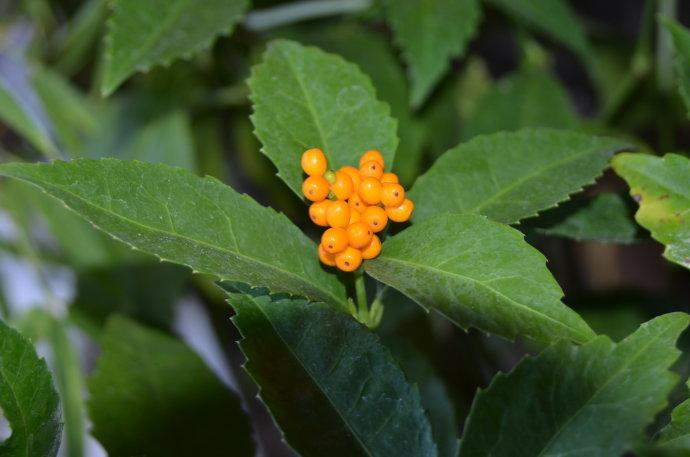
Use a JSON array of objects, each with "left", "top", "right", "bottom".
[{"left": 301, "top": 148, "right": 414, "bottom": 272}]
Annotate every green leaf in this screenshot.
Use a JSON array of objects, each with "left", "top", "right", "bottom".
[
  {"left": 383, "top": 0, "right": 481, "bottom": 108},
  {"left": 0, "top": 318, "right": 61, "bottom": 457},
  {"left": 102, "top": 0, "right": 249, "bottom": 95},
  {"left": 409, "top": 128, "right": 633, "bottom": 224},
  {"left": 661, "top": 17, "right": 690, "bottom": 117},
  {"left": 0, "top": 158, "right": 347, "bottom": 307},
  {"left": 461, "top": 68, "right": 578, "bottom": 140},
  {"left": 365, "top": 213, "right": 595, "bottom": 345},
  {"left": 536, "top": 193, "right": 638, "bottom": 243},
  {"left": 612, "top": 153, "right": 690, "bottom": 270},
  {"left": 248, "top": 39, "right": 398, "bottom": 197},
  {"left": 222, "top": 283, "right": 437, "bottom": 457},
  {"left": 655, "top": 385, "right": 690, "bottom": 454},
  {"left": 88, "top": 315, "right": 253, "bottom": 456},
  {"left": 458, "top": 312, "right": 690, "bottom": 456},
  {"left": 485, "top": 0, "right": 590, "bottom": 57}
]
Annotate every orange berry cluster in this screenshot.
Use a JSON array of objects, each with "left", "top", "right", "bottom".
[{"left": 301, "top": 148, "right": 414, "bottom": 272}]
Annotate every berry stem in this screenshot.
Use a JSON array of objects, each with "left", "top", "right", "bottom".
[{"left": 354, "top": 270, "right": 368, "bottom": 318}]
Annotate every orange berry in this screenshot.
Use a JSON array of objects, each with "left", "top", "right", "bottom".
[
  {"left": 330, "top": 170, "right": 354, "bottom": 200},
  {"left": 386, "top": 198, "right": 414, "bottom": 222},
  {"left": 309, "top": 200, "right": 332, "bottom": 226},
  {"left": 380, "top": 173, "right": 399, "bottom": 184},
  {"left": 359, "top": 150, "right": 384, "bottom": 168},
  {"left": 321, "top": 228, "right": 348, "bottom": 254},
  {"left": 340, "top": 166, "right": 361, "bottom": 191},
  {"left": 301, "top": 148, "right": 328, "bottom": 176},
  {"left": 348, "top": 193, "right": 367, "bottom": 213},
  {"left": 302, "top": 175, "right": 330, "bottom": 202},
  {"left": 362, "top": 206, "right": 388, "bottom": 233},
  {"left": 346, "top": 222, "right": 373, "bottom": 249},
  {"left": 359, "top": 177, "right": 382, "bottom": 205},
  {"left": 381, "top": 183, "right": 405, "bottom": 207},
  {"left": 361, "top": 234, "right": 381, "bottom": 259},
  {"left": 335, "top": 246, "right": 362, "bottom": 272},
  {"left": 349, "top": 209, "right": 361, "bottom": 224},
  {"left": 360, "top": 160, "right": 384, "bottom": 179},
  {"left": 318, "top": 243, "right": 336, "bottom": 266},
  {"left": 326, "top": 200, "right": 350, "bottom": 228}
]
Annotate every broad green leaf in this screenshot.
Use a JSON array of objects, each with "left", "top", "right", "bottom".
[
  {"left": 461, "top": 68, "right": 578, "bottom": 140},
  {"left": 0, "top": 318, "right": 61, "bottom": 457},
  {"left": 88, "top": 315, "right": 253, "bottom": 456},
  {"left": 410, "top": 128, "right": 633, "bottom": 224},
  {"left": 612, "top": 153, "right": 690, "bottom": 270},
  {"left": 0, "top": 159, "right": 347, "bottom": 307},
  {"left": 249, "top": 39, "right": 398, "bottom": 197},
  {"left": 536, "top": 193, "right": 638, "bottom": 243},
  {"left": 661, "top": 17, "right": 690, "bottom": 117},
  {"left": 485, "top": 0, "right": 589, "bottom": 58},
  {"left": 223, "top": 283, "right": 437, "bottom": 457},
  {"left": 458, "top": 312, "right": 690, "bottom": 456},
  {"left": 383, "top": 0, "right": 481, "bottom": 108},
  {"left": 102, "top": 0, "right": 249, "bottom": 95},
  {"left": 365, "top": 213, "right": 596, "bottom": 344}
]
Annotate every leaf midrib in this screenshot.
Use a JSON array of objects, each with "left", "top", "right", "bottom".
[
  {"left": 10, "top": 173, "right": 345, "bottom": 307},
  {"left": 370, "top": 256, "right": 592, "bottom": 342}
]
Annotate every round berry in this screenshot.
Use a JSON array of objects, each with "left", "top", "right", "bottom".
[
  {"left": 321, "top": 228, "right": 348, "bottom": 254},
  {"left": 309, "top": 200, "right": 332, "bottom": 226},
  {"left": 360, "top": 160, "right": 384, "bottom": 179},
  {"left": 348, "top": 209, "right": 361, "bottom": 224},
  {"left": 362, "top": 206, "right": 388, "bottom": 233},
  {"left": 318, "top": 243, "right": 336, "bottom": 266},
  {"left": 361, "top": 234, "right": 381, "bottom": 259},
  {"left": 340, "top": 166, "right": 362, "bottom": 191},
  {"left": 330, "top": 170, "right": 354, "bottom": 200},
  {"left": 346, "top": 221, "right": 373, "bottom": 249},
  {"left": 359, "top": 177, "right": 382, "bottom": 205},
  {"left": 335, "top": 246, "right": 362, "bottom": 272},
  {"left": 380, "top": 172, "right": 398, "bottom": 184},
  {"left": 301, "top": 148, "right": 327, "bottom": 176},
  {"left": 348, "top": 193, "right": 366, "bottom": 213},
  {"left": 302, "top": 175, "right": 330, "bottom": 202},
  {"left": 386, "top": 198, "right": 414, "bottom": 222},
  {"left": 326, "top": 200, "right": 350, "bottom": 228},
  {"left": 381, "top": 183, "right": 405, "bottom": 207},
  {"left": 359, "top": 150, "right": 384, "bottom": 168}
]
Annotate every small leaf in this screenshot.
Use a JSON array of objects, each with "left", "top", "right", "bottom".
[
  {"left": 458, "top": 312, "right": 690, "bottom": 456},
  {"left": 655, "top": 383, "right": 690, "bottom": 454},
  {"left": 660, "top": 17, "right": 690, "bottom": 117},
  {"left": 409, "top": 128, "right": 633, "bottom": 224},
  {"left": 249, "top": 39, "right": 398, "bottom": 197},
  {"left": 88, "top": 315, "right": 253, "bottom": 456},
  {"left": 536, "top": 193, "right": 638, "bottom": 244},
  {"left": 383, "top": 0, "right": 482, "bottom": 107},
  {"left": 0, "top": 318, "right": 61, "bottom": 457},
  {"left": 0, "top": 159, "right": 347, "bottom": 307},
  {"left": 612, "top": 153, "right": 690, "bottom": 270},
  {"left": 365, "top": 213, "right": 595, "bottom": 345},
  {"left": 485, "top": 0, "right": 590, "bottom": 57},
  {"left": 222, "top": 283, "right": 438, "bottom": 457},
  {"left": 102, "top": 0, "right": 249, "bottom": 95}
]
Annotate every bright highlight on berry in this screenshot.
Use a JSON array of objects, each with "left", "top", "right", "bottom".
[{"left": 301, "top": 148, "right": 414, "bottom": 272}]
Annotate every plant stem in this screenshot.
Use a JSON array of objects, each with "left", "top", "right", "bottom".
[
  {"left": 657, "top": 0, "right": 678, "bottom": 93},
  {"left": 354, "top": 270, "right": 367, "bottom": 317},
  {"left": 244, "top": 0, "right": 372, "bottom": 32}
]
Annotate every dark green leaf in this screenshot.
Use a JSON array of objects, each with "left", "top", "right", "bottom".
[
  {"left": 409, "top": 128, "right": 633, "bottom": 224},
  {"left": 458, "top": 312, "right": 689, "bottom": 456},
  {"left": 88, "top": 315, "right": 253, "bottom": 456},
  {"left": 655, "top": 385, "right": 690, "bottom": 454},
  {"left": 222, "top": 283, "right": 437, "bottom": 457},
  {"left": 661, "top": 17, "right": 690, "bottom": 117},
  {"left": 249, "top": 39, "right": 398, "bottom": 197},
  {"left": 366, "top": 213, "right": 596, "bottom": 344}
]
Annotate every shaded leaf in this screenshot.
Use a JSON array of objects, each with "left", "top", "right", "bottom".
[
  {"left": 222, "top": 283, "right": 437, "bottom": 457},
  {"left": 102, "top": 0, "right": 249, "bottom": 95},
  {"left": 88, "top": 315, "right": 253, "bottom": 456},
  {"left": 0, "top": 159, "right": 347, "bottom": 307},
  {"left": 661, "top": 17, "right": 690, "bottom": 118},
  {"left": 0, "top": 318, "right": 61, "bottom": 457},
  {"left": 655, "top": 385, "right": 690, "bottom": 454},
  {"left": 249, "top": 39, "right": 398, "bottom": 197},
  {"left": 458, "top": 312, "right": 689, "bottom": 456},
  {"left": 612, "top": 153, "right": 690, "bottom": 270},
  {"left": 365, "top": 213, "right": 595, "bottom": 345},
  {"left": 383, "top": 0, "right": 481, "bottom": 107},
  {"left": 409, "top": 128, "right": 633, "bottom": 224}
]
